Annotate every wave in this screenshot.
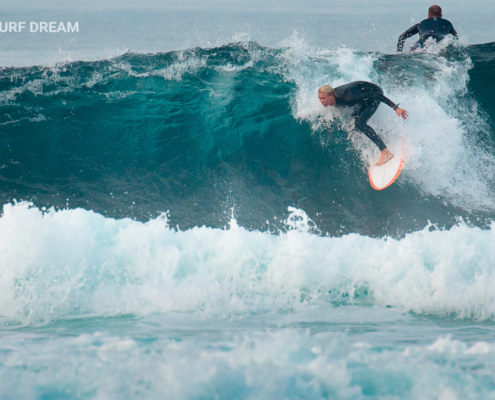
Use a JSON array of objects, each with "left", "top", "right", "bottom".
[
  {"left": 0, "top": 39, "right": 495, "bottom": 235},
  {"left": 2, "top": 202, "right": 495, "bottom": 326}
]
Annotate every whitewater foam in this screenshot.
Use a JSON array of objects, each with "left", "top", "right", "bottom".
[
  {"left": 1, "top": 202, "right": 495, "bottom": 326},
  {"left": 2, "top": 326, "right": 495, "bottom": 400}
]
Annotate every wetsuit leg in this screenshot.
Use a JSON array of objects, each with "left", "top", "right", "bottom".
[{"left": 352, "top": 99, "right": 387, "bottom": 151}]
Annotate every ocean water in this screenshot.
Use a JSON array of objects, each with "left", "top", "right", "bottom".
[{"left": 2, "top": 1, "right": 495, "bottom": 399}]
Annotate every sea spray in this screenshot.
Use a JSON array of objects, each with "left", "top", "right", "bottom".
[{"left": 1, "top": 202, "right": 495, "bottom": 326}]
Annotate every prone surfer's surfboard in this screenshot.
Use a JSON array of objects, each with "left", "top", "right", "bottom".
[{"left": 368, "top": 144, "right": 405, "bottom": 190}]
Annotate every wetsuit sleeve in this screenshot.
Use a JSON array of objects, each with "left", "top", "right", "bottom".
[
  {"left": 397, "top": 23, "right": 419, "bottom": 52},
  {"left": 351, "top": 92, "right": 398, "bottom": 109}
]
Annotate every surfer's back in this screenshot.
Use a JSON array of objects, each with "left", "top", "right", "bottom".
[{"left": 417, "top": 16, "right": 457, "bottom": 42}]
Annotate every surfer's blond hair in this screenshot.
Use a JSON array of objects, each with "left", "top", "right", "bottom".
[{"left": 318, "top": 85, "right": 335, "bottom": 95}]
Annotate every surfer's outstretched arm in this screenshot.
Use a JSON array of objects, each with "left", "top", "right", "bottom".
[
  {"left": 351, "top": 93, "right": 408, "bottom": 120},
  {"left": 397, "top": 24, "right": 419, "bottom": 52},
  {"left": 350, "top": 92, "right": 398, "bottom": 109}
]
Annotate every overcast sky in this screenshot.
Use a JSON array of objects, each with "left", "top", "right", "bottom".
[{"left": 1, "top": 0, "right": 493, "bottom": 66}]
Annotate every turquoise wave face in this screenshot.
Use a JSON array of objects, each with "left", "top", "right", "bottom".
[{"left": 0, "top": 41, "right": 494, "bottom": 236}]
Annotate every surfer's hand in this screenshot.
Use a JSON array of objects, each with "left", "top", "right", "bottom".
[{"left": 396, "top": 107, "right": 409, "bottom": 120}]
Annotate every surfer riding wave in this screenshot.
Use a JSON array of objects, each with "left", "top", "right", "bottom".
[{"left": 318, "top": 81, "right": 409, "bottom": 166}]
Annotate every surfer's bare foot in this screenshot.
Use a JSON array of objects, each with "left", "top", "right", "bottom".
[{"left": 375, "top": 149, "right": 394, "bottom": 166}]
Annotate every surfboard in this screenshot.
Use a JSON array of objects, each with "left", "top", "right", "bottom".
[{"left": 368, "top": 145, "right": 405, "bottom": 190}]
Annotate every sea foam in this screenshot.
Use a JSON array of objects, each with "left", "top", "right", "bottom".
[{"left": 1, "top": 202, "right": 495, "bottom": 326}]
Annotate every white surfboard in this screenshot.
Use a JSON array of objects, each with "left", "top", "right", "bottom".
[{"left": 368, "top": 145, "right": 405, "bottom": 190}]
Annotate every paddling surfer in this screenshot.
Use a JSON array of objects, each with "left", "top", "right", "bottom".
[
  {"left": 397, "top": 5, "right": 458, "bottom": 52},
  {"left": 318, "top": 81, "right": 409, "bottom": 166}
]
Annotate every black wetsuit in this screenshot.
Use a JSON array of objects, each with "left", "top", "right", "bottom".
[
  {"left": 334, "top": 81, "right": 398, "bottom": 151},
  {"left": 397, "top": 17, "right": 457, "bottom": 52}
]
